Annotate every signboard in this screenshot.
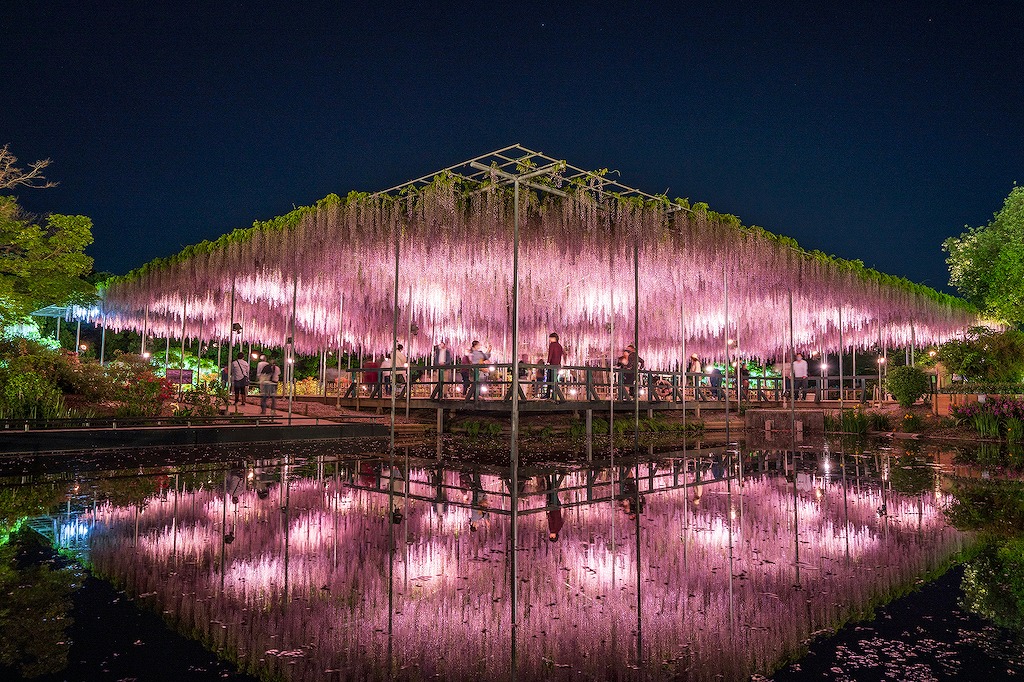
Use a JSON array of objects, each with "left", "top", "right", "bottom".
[{"left": 164, "top": 369, "right": 194, "bottom": 385}]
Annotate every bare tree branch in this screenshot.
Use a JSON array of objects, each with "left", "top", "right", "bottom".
[{"left": 0, "top": 144, "right": 58, "bottom": 190}]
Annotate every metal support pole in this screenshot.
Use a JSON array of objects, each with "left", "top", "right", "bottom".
[
  {"left": 287, "top": 277, "right": 298, "bottom": 425},
  {"left": 228, "top": 280, "right": 236, "bottom": 413},
  {"left": 178, "top": 299, "right": 187, "bottom": 400},
  {"left": 680, "top": 302, "right": 686, "bottom": 409},
  {"left": 342, "top": 296, "right": 350, "bottom": 403},
  {"left": 75, "top": 319, "right": 81, "bottom": 355},
  {"left": 509, "top": 178, "right": 522, "bottom": 675},
  {"left": 389, "top": 229, "right": 401, "bottom": 452},
  {"left": 406, "top": 285, "right": 412, "bottom": 419},
  {"left": 141, "top": 304, "right": 149, "bottom": 356},
  {"left": 99, "top": 310, "right": 107, "bottom": 365},
  {"left": 838, "top": 306, "right": 844, "bottom": 412},
  {"left": 724, "top": 267, "right": 730, "bottom": 427},
  {"left": 788, "top": 291, "right": 796, "bottom": 434}
]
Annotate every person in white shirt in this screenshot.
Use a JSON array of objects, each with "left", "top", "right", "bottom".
[
  {"left": 792, "top": 353, "right": 809, "bottom": 400},
  {"left": 230, "top": 352, "right": 250, "bottom": 405},
  {"left": 394, "top": 343, "right": 408, "bottom": 383},
  {"left": 380, "top": 353, "right": 393, "bottom": 395},
  {"left": 258, "top": 356, "right": 280, "bottom": 414}
]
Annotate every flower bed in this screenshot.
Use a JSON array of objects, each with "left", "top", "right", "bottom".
[{"left": 951, "top": 396, "right": 1024, "bottom": 441}]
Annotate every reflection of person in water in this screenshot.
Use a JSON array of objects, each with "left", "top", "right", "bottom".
[
  {"left": 544, "top": 473, "right": 566, "bottom": 542},
  {"left": 359, "top": 461, "right": 382, "bottom": 488},
  {"left": 710, "top": 454, "right": 726, "bottom": 480},
  {"left": 226, "top": 467, "right": 246, "bottom": 504},
  {"left": 431, "top": 467, "right": 449, "bottom": 517},
  {"left": 616, "top": 467, "right": 645, "bottom": 519},
  {"left": 460, "top": 469, "right": 490, "bottom": 532},
  {"left": 251, "top": 467, "right": 272, "bottom": 500}
]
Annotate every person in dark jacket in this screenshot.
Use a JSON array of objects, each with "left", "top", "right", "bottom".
[{"left": 543, "top": 332, "right": 564, "bottom": 399}]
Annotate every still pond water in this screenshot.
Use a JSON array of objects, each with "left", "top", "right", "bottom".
[{"left": 0, "top": 436, "right": 1018, "bottom": 680}]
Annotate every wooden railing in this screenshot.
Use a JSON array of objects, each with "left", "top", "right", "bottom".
[{"left": 335, "top": 363, "right": 884, "bottom": 406}]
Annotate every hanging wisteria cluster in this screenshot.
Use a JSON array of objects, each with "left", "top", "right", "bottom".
[{"left": 94, "top": 152, "right": 977, "bottom": 365}]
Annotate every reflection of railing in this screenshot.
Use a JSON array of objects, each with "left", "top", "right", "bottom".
[
  {"left": 0, "top": 412, "right": 384, "bottom": 432},
  {"left": 336, "top": 363, "right": 886, "bottom": 405},
  {"left": 343, "top": 452, "right": 737, "bottom": 517}
]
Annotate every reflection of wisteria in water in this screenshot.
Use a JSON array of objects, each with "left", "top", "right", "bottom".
[{"left": 86, "top": 456, "right": 965, "bottom": 681}]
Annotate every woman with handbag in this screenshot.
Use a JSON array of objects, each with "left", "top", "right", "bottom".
[{"left": 230, "top": 351, "right": 251, "bottom": 406}]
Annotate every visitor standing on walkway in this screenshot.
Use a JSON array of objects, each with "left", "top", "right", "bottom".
[
  {"left": 793, "top": 353, "right": 809, "bottom": 400},
  {"left": 259, "top": 356, "right": 280, "bottom": 414},
  {"left": 432, "top": 341, "right": 453, "bottom": 394},
  {"left": 620, "top": 344, "right": 643, "bottom": 400},
  {"left": 708, "top": 365, "right": 724, "bottom": 399},
  {"left": 394, "top": 343, "right": 408, "bottom": 387},
  {"left": 466, "top": 341, "right": 491, "bottom": 398},
  {"left": 230, "top": 352, "right": 250, "bottom": 406},
  {"left": 544, "top": 332, "right": 564, "bottom": 399},
  {"left": 689, "top": 354, "right": 705, "bottom": 400},
  {"left": 381, "top": 353, "right": 393, "bottom": 396}
]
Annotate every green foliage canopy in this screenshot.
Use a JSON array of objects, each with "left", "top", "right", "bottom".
[
  {"left": 945, "top": 186, "right": 1024, "bottom": 326},
  {"left": 0, "top": 196, "right": 95, "bottom": 327},
  {"left": 937, "top": 326, "right": 1024, "bottom": 383}
]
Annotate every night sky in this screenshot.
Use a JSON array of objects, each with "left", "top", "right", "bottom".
[{"left": 4, "top": 1, "right": 1023, "bottom": 293}]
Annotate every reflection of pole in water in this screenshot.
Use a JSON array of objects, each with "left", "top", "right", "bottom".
[
  {"left": 841, "top": 448, "right": 851, "bottom": 566},
  {"left": 219, "top": 470, "right": 228, "bottom": 590},
  {"left": 333, "top": 456, "right": 340, "bottom": 567},
  {"left": 172, "top": 473, "right": 179, "bottom": 564},
  {"left": 283, "top": 456, "right": 291, "bottom": 602},
  {"left": 726, "top": 450, "right": 736, "bottom": 634},
  {"left": 792, "top": 451, "right": 801, "bottom": 587}
]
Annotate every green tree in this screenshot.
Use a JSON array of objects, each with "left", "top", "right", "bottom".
[
  {"left": 945, "top": 186, "right": 1024, "bottom": 326},
  {"left": 938, "top": 326, "right": 1024, "bottom": 382},
  {"left": 885, "top": 365, "right": 932, "bottom": 407},
  {"left": 0, "top": 147, "right": 95, "bottom": 328}
]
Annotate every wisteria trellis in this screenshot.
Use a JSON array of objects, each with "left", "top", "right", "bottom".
[{"left": 93, "top": 146, "right": 976, "bottom": 364}]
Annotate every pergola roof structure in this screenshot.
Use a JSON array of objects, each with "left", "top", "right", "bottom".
[{"left": 93, "top": 145, "right": 976, "bottom": 366}]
